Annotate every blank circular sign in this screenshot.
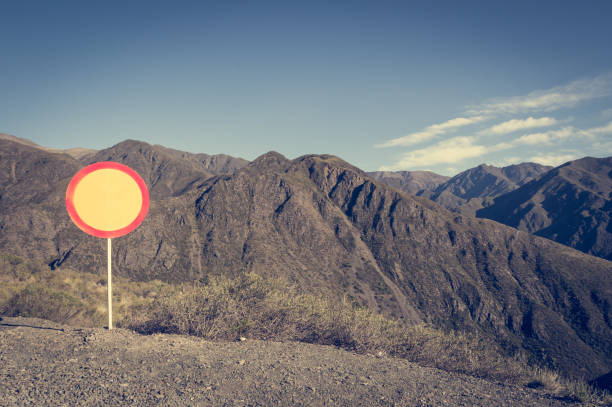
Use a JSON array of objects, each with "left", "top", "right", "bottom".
[{"left": 66, "top": 162, "right": 149, "bottom": 238}]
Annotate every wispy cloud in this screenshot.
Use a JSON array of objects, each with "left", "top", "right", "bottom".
[
  {"left": 514, "top": 127, "right": 575, "bottom": 145},
  {"left": 480, "top": 117, "right": 557, "bottom": 135},
  {"left": 584, "top": 120, "right": 612, "bottom": 136},
  {"left": 375, "top": 116, "right": 485, "bottom": 148},
  {"left": 513, "top": 122, "right": 611, "bottom": 145},
  {"left": 376, "top": 74, "right": 612, "bottom": 171},
  {"left": 528, "top": 153, "right": 577, "bottom": 167},
  {"left": 379, "top": 136, "right": 488, "bottom": 170},
  {"left": 468, "top": 73, "right": 612, "bottom": 115},
  {"left": 591, "top": 139, "right": 612, "bottom": 154},
  {"left": 490, "top": 141, "right": 514, "bottom": 151}
]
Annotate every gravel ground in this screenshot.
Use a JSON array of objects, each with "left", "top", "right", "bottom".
[{"left": 0, "top": 316, "right": 575, "bottom": 406}]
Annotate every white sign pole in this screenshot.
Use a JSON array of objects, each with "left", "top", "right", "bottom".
[
  {"left": 66, "top": 162, "right": 149, "bottom": 331},
  {"left": 107, "top": 237, "right": 113, "bottom": 330}
]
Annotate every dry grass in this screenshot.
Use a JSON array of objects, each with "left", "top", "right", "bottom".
[
  {"left": 123, "top": 272, "right": 609, "bottom": 403},
  {"left": 1, "top": 253, "right": 609, "bottom": 404},
  {"left": 0, "top": 252, "right": 164, "bottom": 326}
]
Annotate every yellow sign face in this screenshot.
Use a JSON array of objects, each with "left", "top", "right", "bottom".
[
  {"left": 66, "top": 162, "right": 149, "bottom": 238},
  {"left": 72, "top": 168, "right": 143, "bottom": 231}
]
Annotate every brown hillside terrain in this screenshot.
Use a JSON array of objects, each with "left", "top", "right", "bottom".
[
  {"left": 415, "top": 163, "right": 552, "bottom": 216},
  {"left": 0, "top": 138, "right": 610, "bottom": 381},
  {"left": 374, "top": 159, "right": 611, "bottom": 262},
  {"left": 477, "top": 157, "right": 612, "bottom": 261}
]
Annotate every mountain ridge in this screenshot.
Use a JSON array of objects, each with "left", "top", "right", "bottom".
[
  {"left": 477, "top": 156, "right": 612, "bottom": 260},
  {"left": 0, "top": 133, "right": 97, "bottom": 159},
  {"left": 415, "top": 162, "right": 553, "bottom": 216},
  {"left": 373, "top": 159, "right": 611, "bottom": 260},
  {"left": 0, "top": 137, "right": 610, "bottom": 381}
]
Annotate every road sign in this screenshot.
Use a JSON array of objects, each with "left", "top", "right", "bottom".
[
  {"left": 66, "top": 161, "right": 149, "bottom": 238},
  {"left": 66, "top": 161, "right": 149, "bottom": 329}
]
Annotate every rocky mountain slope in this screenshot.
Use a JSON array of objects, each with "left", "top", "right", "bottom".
[
  {"left": 415, "top": 163, "right": 553, "bottom": 216},
  {"left": 373, "top": 159, "right": 611, "bottom": 262},
  {"left": 367, "top": 170, "right": 450, "bottom": 195},
  {"left": 0, "top": 138, "right": 610, "bottom": 381},
  {"left": 0, "top": 316, "right": 578, "bottom": 406},
  {"left": 477, "top": 157, "right": 612, "bottom": 261}
]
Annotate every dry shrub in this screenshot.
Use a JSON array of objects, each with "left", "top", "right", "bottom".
[
  {"left": 1, "top": 283, "right": 99, "bottom": 325},
  {"left": 126, "top": 273, "right": 611, "bottom": 403},
  {"left": 527, "top": 368, "right": 612, "bottom": 404},
  {"left": 127, "top": 273, "right": 529, "bottom": 383}
]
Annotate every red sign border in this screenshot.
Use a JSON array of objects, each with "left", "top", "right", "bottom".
[{"left": 66, "top": 161, "right": 150, "bottom": 238}]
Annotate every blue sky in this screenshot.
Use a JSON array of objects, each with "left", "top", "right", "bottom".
[{"left": 1, "top": 1, "right": 611, "bottom": 175}]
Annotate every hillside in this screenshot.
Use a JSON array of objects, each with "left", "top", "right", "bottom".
[
  {"left": 0, "top": 133, "right": 97, "bottom": 159},
  {"left": 0, "top": 316, "right": 578, "bottom": 406},
  {"left": 0, "top": 138, "right": 610, "bottom": 381},
  {"left": 373, "top": 159, "right": 612, "bottom": 262},
  {"left": 415, "top": 163, "right": 552, "bottom": 216},
  {"left": 477, "top": 157, "right": 612, "bottom": 261}
]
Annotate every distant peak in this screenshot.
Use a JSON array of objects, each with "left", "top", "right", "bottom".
[
  {"left": 0, "top": 133, "right": 44, "bottom": 149},
  {"left": 258, "top": 150, "right": 287, "bottom": 159},
  {"left": 111, "top": 139, "right": 153, "bottom": 149},
  {"left": 250, "top": 151, "right": 290, "bottom": 168},
  {"left": 475, "top": 163, "right": 497, "bottom": 170},
  {"left": 295, "top": 153, "right": 351, "bottom": 167},
  {"left": 502, "top": 162, "right": 551, "bottom": 169}
]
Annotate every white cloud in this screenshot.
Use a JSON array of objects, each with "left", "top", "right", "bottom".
[
  {"left": 584, "top": 120, "right": 612, "bottom": 136},
  {"left": 375, "top": 116, "right": 486, "bottom": 148},
  {"left": 480, "top": 117, "right": 557, "bottom": 135},
  {"left": 375, "top": 131, "right": 434, "bottom": 148},
  {"left": 379, "top": 136, "right": 488, "bottom": 170},
  {"left": 430, "top": 116, "right": 486, "bottom": 131},
  {"left": 528, "top": 153, "right": 577, "bottom": 167},
  {"left": 490, "top": 141, "right": 514, "bottom": 151},
  {"left": 468, "top": 73, "right": 612, "bottom": 115},
  {"left": 515, "top": 133, "right": 551, "bottom": 145},
  {"left": 374, "top": 73, "right": 612, "bottom": 172},
  {"left": 514, "top": 127, "right": 575, "bottom": 145},
  {"left": 591, "top": 140, "right": 612, "bottom": 154}
]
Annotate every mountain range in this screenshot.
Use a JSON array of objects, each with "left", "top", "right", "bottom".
[
  {"left": 371, "top": 159, "right": 611, "bottom": 261},
  {"left": 372, "top": 162, "right": 553, "bottom": 217},
  {"left": 0, "top": 135, "right": 610, "bottom": 382},
  {"left": 367, "top": 170, "right": 450, "bottom": 195}
]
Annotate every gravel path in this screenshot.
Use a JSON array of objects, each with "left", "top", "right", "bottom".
[{"left": 0, "top": 316, "right": 574, "bottom": 406}]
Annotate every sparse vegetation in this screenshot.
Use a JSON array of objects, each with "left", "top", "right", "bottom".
[
  {"left": 0, "top": 252, "right": 164, "bottom": 327},
  {"left": 1, "top": 252, "right": 609, "bottom": 404}
]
